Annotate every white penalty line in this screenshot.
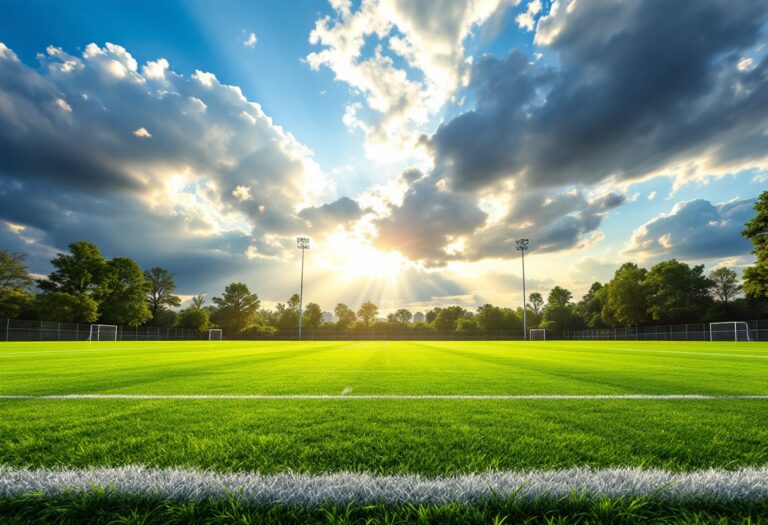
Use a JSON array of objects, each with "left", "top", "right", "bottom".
[
  {"left": 1, "top": 394, "right": 767, "bottom": 400},
  {"left": 2, "top": 466, "right": 768, "bottom": 504}
]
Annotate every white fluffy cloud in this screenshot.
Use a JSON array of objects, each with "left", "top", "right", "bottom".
[
  {"left": 307, "top": 0, "right": 511, "bottom": 161},
  {"left": 0, "top": 41, "right": 359, "bottom": 291}
]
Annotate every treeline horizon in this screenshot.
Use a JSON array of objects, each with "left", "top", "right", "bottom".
[{"left": 1, "top": 191, "right": 766, "bottom": 335}]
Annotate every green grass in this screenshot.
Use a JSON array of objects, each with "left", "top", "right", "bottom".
[
  {"left": 1, "top": 340, "right": 767, "bottom": 473},
  {"left": 3, "top": 491, "right": 768, "bottom": 524},
  {"left": 2, "top": 340, "right": 767, "bottom": 522}
]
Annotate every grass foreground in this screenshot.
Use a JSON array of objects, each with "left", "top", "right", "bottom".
[{"left": 1, "top": 340, "right": 767, "bottom": 522}]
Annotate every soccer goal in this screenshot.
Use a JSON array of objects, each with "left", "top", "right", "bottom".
[
  {"left": 709, "top": 321, "right": 751, "bottom": 342},
  {"left": 89, "top": 324, "right": 118, "bottom": 341},
  {"left": 529, "top": 328, "right": 546, "bottom": 341},
  {"left": 208, "top": 329, "right": 223, "bottom": 341}
]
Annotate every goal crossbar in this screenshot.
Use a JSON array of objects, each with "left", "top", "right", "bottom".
[
  {"left": 89, "top": 324, "right": 118, "bottom": 342},
  {"left": 709, "top": 321, "right": 751, "bottom": 342},
  {"left": 529, "top": 328, "right": 546, "bottom": 341},
  {"left": 208, "top": 329, "right": 223, "bottom": 341}
]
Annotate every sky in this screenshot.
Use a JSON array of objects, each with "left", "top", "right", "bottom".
[{"left": 0, "top": 0, "right": 766, "bottom": 314}]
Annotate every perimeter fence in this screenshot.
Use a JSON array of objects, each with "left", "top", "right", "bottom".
[
  {"left": 564, "top": 319, "right": 768, "bottom": 342},
  {"left": 0, "top": 319, "right": 207, "bottom": 342}
]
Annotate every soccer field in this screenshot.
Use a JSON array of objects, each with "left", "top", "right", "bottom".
[{"left": 2, "top": 340, "right": 768, "bottom": 522}]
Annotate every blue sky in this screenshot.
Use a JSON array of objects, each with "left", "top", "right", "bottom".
[{"left": 0, "top": 0, "right": 766, "bottom": 313}]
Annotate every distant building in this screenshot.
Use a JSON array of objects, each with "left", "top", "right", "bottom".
[
  {"left": 413, "top": 312, "right": 425, "bottom": 323},
  {"left": 322, "top": 311, "right": 335, "bottom": 323}
]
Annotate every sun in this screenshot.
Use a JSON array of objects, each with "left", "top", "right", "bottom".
[{"left": 318, "top": 231, "right": 408, "bottom": 282}]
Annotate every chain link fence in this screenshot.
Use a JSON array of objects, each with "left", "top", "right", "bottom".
[
  {"left": 0, "top": 319, "right": 207, "bottom": 342},
  {"left": 564, "top": 320, "right": 768, "bottom": 342}
]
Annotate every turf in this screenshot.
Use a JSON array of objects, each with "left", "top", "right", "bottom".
[{"left": 1, "top": 340, "right": 767, "bottom": 474}]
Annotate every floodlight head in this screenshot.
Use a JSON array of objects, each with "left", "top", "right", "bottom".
[
  {"left": 515, "top": 238, "right": 529, "bottom": 251},
  {"left": 297, "top": 236, "right": 310, "bottom": 249}
]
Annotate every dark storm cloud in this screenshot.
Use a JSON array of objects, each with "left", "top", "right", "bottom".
[
  {"left": 624, "top": 198, "right": 755, "bottom": 260},
  {"left": 427, "top": 0, "right": 768, "bottom": 191}
]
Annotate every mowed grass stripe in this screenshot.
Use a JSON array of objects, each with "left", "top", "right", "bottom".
[{"left": 2, "top": 341, "right": 767, "bottom": 396}]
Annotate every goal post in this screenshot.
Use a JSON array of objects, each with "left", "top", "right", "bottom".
[
  {"left": 709, "top": 321, "right": 751, "bottom": 342},
  {"left": 208, "top": 329, "right": 222, "bottom": 341},
  {"left": 529, "top": 328, "right": 546, "bottom": 341},
  {"left": 89, "top": 324, "right": 118, "bottom": 341}
]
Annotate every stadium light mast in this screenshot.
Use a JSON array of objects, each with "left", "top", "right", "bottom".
[
  {"left": 516, "top": 238, "right": 529, "bottom": 340},
  {"left": 296, "top": 236, "right": 310, "bottom": 340}
]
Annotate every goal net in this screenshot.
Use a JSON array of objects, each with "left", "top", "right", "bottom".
[
  {"left": 529, "top": 328, "right": 546, "bottom": 341},
  {"left": 89, "top": 324, "right": 118, "bottom": 341},
  {"left": 209, "top": 329, "right": 223, "bottom": 341},
  {"left": 709, "top": 321, "right": 751, "bottom": 342}
]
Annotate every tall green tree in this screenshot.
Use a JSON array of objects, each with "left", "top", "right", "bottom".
[
  {"left": 546, "top": 286, "right": 573, "bottom": 308},
  {"left": 191, "top": 294, "right": 206, "bottom": 310},
  {"left": 742, "top": 191, "right": 768, "bottom": 299},
  {"left": 542, "top": 286, "right": 579, "bottom": 334},
  {"left": 392, "top": 308, "right": 413, "bottom": 325},
  {"left": 709, "top": 267, "right": 741, "bottom": 304},
  {"left": 100, "top": 258, "right": 152, "bottom": 326},
  {"left": 144, "top": 267, "right": 181, "bottom": 319},
  {"left": 644, "top": 259, "right": 711, "bottom": 323},
  {"left": 602, "top": 263, "right": 648, "bottom": 326},
  {"left": 578, "top": 282, "right": 608, "bottom": 328},
  {"left": 0, "top": 251, "right": 33, "bottom": 318},
  {"left": 211, "top": 283, "right": 260, "bottom": 334},
  {"left": 35, "top": 292, "right": 98, "bottom": 323},
  {"left": 357, "top": 301, "right": 378, "bottom": 327},
  {"left": 528, "top": 293, "right": 544, "bottom": 316},
  {"left": 37, "top": 241, "right": 109, "bottom": 298},
  {"left": 475, "top": 304, "right": 505, "bottom": 332},
  {"left": 434, "top": 306, "right": 466, "bottom": 332},
  {"left": 302, "top": 302, "right": 323, "bottom": 330},
  {"left": 334, "top": 303, "right": 356, "bottom": 329},
  {"left": 177, "top": 307, "right": 210, "bottom": 331}
]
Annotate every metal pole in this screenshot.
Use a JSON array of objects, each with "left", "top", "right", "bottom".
[
  {"left": 298, "top": 246, "right": 305, "bottom": 340},
  {"left": 521, "top": 247, "right": 527, "bottom": 340}
]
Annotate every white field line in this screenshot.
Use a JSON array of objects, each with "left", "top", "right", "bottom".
[
  {"left": 1, "top": 394, "right": 767, "bottom": 400},
  {"left": 2, "top": 466, "right": 768, "bottom": 504}
]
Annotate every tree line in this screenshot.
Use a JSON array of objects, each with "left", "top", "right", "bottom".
[{"left": 1, "top": 191, "right": 766, "bottom": 335}]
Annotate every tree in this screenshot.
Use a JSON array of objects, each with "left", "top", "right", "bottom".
[
  {"left": 152, "top": 308, "right": 178, "bottom": 328},
  {"left": 425, "top": 307, "right": 441, "bottom": 324},
  {"left": 434, "top": 306, "right": 466, "bottom": 332},
  {"left": 302, "top": 302, "right": 323, "bottom": 329},
  {"left": 0, "top": 251, "right": 33, "bottom": 319},
  {"left": 37, "top": 241, "right": 110, "bottom": 298},
  {"left": 191, "top": 294, "right": 206, "bottom": 310},
  {"left": 542, "top": 286, "right": 578, "bottom": 334},
  {"left": 100, "top": 257, "right": 152, "bottom": 326},
  {"left": 211, "top": 283, "right": 260, "bottom": 334},
  {"left": 392, "top": 308, "right": 412, "bottom": 325},
  {"left": 709, "top": 268, "right": 741, "bottom": 304},
  {"left": 144, "top": 267, "right": 181, "bottom": 319},
  {"left": 743, "top": 191, "right": 768, "bottom": 299},
  {"left": 578, "top": 282, "right": 607, "bottom": 328},
  {"left": 177, "top": 307, "right": 210, "bottom": 331},
  {"left": 528, "top": 293, "right": 544, "bottom": 316},
  {"left": 413, "top": 311, "right": 425, "bottom": 323},
  {"left": 456, "top": 317, "right": 478, "bottom": 332},
  {"left": 357, "top": 301, "right": 378, "bottom": 327},
  {"left": 644, "top": 259, "right": 711, "bottom": 323},
  {"left": 35, "top": 292, "right": 98, "bottom": 323},
  {"left": 602, "top": 263, "right": 648, "bottom": 326},
  {"left": 287, "top": 294, "right": 301, "bottom": 311},
  {"left": 334, "top": 303, "right": 356, "bottom": 329},
  {"left": 475, "top": 304, "right": 505, "bottom": 332}
]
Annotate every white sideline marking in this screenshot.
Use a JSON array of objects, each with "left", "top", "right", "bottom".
[
  {"left": 1, "top": 466, "right": 768, "bottom": 504},
  {"left": 1, "top": 394, "right": 767, "bottom": 400}
]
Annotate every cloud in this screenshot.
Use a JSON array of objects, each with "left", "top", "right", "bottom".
[
  {"left": 243, "top": 32, "right": 257, "bottom": 48},
  {"left": 307, "top": 0, "right": 511, "bottom": 161},
  {"left": 299, "top": 197, "right": 365, "bottom": 233},
  {"left": 426, "top": 0, "right": 768, "bottom": 192},
  {"left": 516, "top": 0, "right": 542, "bottom": 31},
  {"left": 0, "top": 41, "right": 355, "bottom": 295},
  {"left": 623, "top": 198, "right": 755, "bottom": 261}
]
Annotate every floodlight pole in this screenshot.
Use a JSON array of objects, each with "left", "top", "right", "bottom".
[
  {"left": 296, "top": 237, "right": 310, "bottom": 340},
  {"left": 516, "top": 238, "right": 529, "bottom": 340}
]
